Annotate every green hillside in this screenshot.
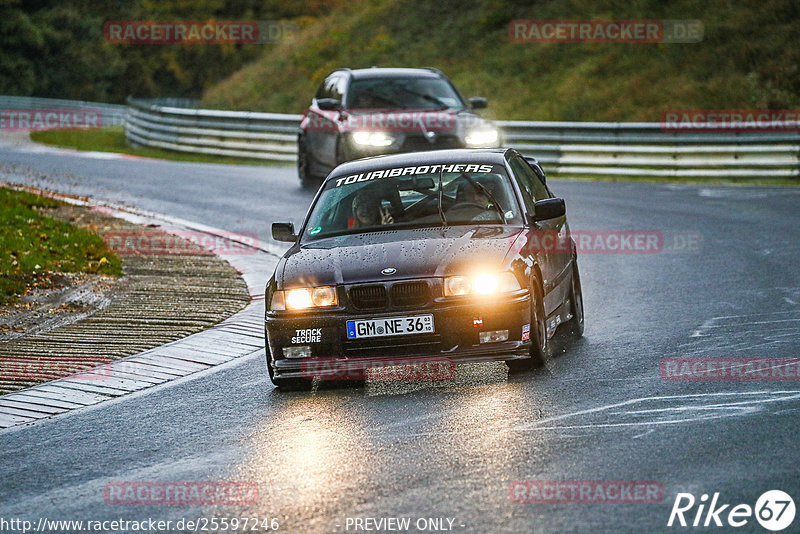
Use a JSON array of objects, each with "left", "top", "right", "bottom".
[{"left": 202, "top": 0, "right": 800, "bottom": 121}]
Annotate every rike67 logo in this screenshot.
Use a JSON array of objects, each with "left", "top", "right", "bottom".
[{"left": 668, "top": 490, "right": 795, "bottom": 531}]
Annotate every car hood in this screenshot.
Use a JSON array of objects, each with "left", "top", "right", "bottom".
[{"left": 278, "top": 226, "right": 525, "bottom": 288}]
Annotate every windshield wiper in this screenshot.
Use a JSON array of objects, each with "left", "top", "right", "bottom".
[
  {"left": 391, "top": 84, "right": 450, "bottom": 110},
  {"left": 461, "top": 173, "right": 507, "bottom": 223},
  {"left": 437, "top": 170, "right": 447, "bottom": 234}
]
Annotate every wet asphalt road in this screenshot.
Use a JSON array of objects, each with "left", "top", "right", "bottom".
[{"left": 1, "top": 142, "right": 799, "bottom": 533}]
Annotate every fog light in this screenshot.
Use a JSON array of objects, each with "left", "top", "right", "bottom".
[
  {"left": 283, "top": 345, "right": 312, "bottom": 359},
  {"left": 479, "top": 330, "right": 509, "bottom": 343}
]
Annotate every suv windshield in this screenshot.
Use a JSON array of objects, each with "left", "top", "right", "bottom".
[
  {"left": 345, "top": 77, "right": 465, "bottom": 110},
  {"left": 302, "top": 162, "right": 522, "bottom": 241}
]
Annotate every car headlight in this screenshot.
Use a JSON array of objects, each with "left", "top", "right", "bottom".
[
  {"left": 271, "top": 286, "right": 339, "bottom": 311},
  {"left": 352, "top": 131, "right": 394, "bottom": 147},
  {"left": 443, "top": 272, "right": 520, "bottom": 297},
  {"left": 465, "top": 127, "right": 499, "bottom": 147}
]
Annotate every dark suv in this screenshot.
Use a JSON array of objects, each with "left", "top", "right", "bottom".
[{"left": 297, "top": 67, "right": 501, "bottom": 188}]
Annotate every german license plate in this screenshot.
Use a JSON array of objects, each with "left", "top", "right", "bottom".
[{"left": 347, "top": 314, "right": 434, "bottom": 339}]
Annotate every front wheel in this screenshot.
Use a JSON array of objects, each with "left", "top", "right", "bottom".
[
  {"left": 507, "top": 280, "right": 550, "bottom": 373},
  {"left": 297, "top": 136, "right": 318, "bottom": 190},
  {"left": 566, "top": 257, "right": 584, "bottom": 338},
  {"left": 266, "top": 348, "right": 312, "bottom": 391},
  {"left": 335, "top": 137, "right": 349, "bottom": 166}
]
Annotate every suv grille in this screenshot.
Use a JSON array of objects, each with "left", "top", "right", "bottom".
[
  {"left": 390, "top": 281, "right": 429, "bottom": 307},
  {"left": 349, "top": 285, "right": 388, "bottom": 310}
]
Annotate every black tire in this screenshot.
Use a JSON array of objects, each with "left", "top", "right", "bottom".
[
  {"left": 566, "top": 257, "right": 584, "bottom": 338},
  {"left": 297, "top": 136, "right": 318, "bottom": 190},
  {"left": 507, "top": 279, "right": 550, "bottom": 373},
  {"left": 335, "top": 137, "right": 348, "bottom": 166},
  {"left": 266, "top": 348, "right": 313, "bottom": 391}
]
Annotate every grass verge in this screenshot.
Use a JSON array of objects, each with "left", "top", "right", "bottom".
[
  {"left": 29, "top": 127, "right": 286, "bottom": 167},
  {"left": 201, "top": 0, "right": 800, "bottom": 122},
  {"left": 0, "top": 187, "right": 122, "bottom": 304}
]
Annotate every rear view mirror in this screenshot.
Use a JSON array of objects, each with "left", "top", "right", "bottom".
[
  {"left": 272, "top": 222, "right": 297, "bottom": 242},
  {"left": 316, "top": 98, "right": 340, "bottom": 110},
  {"left": 398, "top": 177, "right": 435, "bottom": 191},
  {"left": 469, "top": 97, "right": 488, "bottom": 109},
  {"left": 530, "top": 198, "right": 566, "bottom": 222}
]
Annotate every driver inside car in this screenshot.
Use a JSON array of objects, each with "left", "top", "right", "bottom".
[
  {"left": 348, "top": 190, "right": 394, "bottom": 228},
  {"left": 452, "top": 180, "right": 502, "bottom": 222}
]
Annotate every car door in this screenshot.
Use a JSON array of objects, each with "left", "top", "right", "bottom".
[
  {"left": 509, "top": 154, "right": 571, "bottom": 318},
  {"left": 306, "top": 73, "right": 347, "bottom": 172}
]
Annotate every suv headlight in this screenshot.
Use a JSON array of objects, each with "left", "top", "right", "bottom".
[
  {"left": 465, "top": 127, "right": 499, "bottom": 147},
  {"left": 352, "top": 131, "right": 394, "bottom": 147},
  {"left": 443, "top": 272, "right": 520, "bottom": 297}
]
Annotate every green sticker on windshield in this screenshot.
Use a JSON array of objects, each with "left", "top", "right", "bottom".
[{"left": 309, "top": 226, "right": 322, "bottom": 235}]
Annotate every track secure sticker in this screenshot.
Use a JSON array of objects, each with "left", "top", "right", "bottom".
[
  {"left": 333, "top": 164, "right": 496, "bottom": 187},
  {"left": 309, "top": 226, "right": 321, "bottom": 235},
  {"left": 522, "top": 323, "right": 530, "bottom": 340},
  {"left": 291, "top": 328, "right": 322, "bottom": 343}
]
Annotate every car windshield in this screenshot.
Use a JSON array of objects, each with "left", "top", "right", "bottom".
[
  {"left": 302, "top": 162, "right": 522, "bottom": 241},
  {"left": 346, "top": 77, "right": 465, "bottom": 110}
]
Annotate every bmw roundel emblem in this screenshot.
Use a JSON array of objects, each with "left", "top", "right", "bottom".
[{"left": 381, "top": 267, "right": 397, "bottom": 275}]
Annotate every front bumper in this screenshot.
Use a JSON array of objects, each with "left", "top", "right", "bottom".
[{"left": 265, "top": 291, "right": 531, "bottom": 380}]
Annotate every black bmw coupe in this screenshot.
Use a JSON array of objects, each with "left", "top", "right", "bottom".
[{"left": 266, "top": 148, "right": 583, "bottom": 390}]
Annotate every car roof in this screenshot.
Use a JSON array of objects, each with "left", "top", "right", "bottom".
[
  {"left": 341, "top": 67, "right": 443, "bottom": 80},
  {"left": 326, "top": 148, "right": 512, "bottom": 181}
]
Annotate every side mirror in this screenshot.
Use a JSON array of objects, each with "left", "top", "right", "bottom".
[
  {"left": 272, "top": 222, "right": 297, "bottom": 242},
  {"left": 469, "top": 97, "right": 488, "bottom": 110},
  {"left": 530, "top": 198, "right": 565, "bottom": 222},
  {"left": 316, "top": 98, "right": 340, "bottom": 110}
]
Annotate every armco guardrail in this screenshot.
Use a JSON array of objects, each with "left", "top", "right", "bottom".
[
  {"left": 124, "top": 98, "right": 800, "bottom": 178},
  {"left": 125, "top": 97, "right": 300, "bottom": 162},
  {"left": 0, "top": 95, "right": 126, "bottom": 127},
  {"left": 500, "top": 121, "right": 800, "bottom": 178}
]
